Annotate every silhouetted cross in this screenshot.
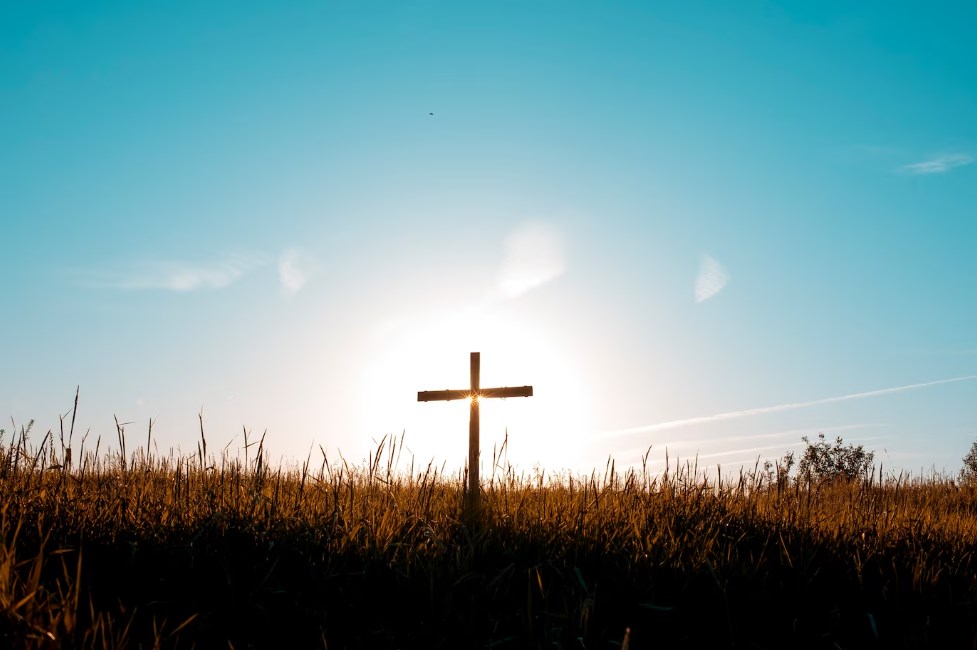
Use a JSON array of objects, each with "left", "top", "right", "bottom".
[{"left": 418, "top": 352, "right": 533, "bottom": 516}]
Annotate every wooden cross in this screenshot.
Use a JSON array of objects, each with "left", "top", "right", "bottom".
[{"left": 418, "top": 352, "right": 533, "bottom": 516}]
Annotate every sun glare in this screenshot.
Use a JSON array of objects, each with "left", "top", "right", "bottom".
[{"left": 356, "top": 303, "right": 594, "bottom": 472}]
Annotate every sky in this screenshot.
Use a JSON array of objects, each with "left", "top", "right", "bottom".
[{"left": 2, "top": 0, "right": 976, "bottom": 477}]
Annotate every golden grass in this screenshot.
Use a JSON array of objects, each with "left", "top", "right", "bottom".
[{"left": 2, "top": 412, "right": 977, "bottom": 648}]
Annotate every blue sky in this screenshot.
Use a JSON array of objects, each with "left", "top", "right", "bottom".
[{"left": 3, "top": 1, "right": 975, "bottom": 475}]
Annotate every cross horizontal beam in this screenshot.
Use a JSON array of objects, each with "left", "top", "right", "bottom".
[{"left": 417, "top": 386, "right": 533, "bottom": 402}]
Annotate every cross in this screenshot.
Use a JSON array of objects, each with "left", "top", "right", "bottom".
[{"left": 418, "top": 352, "right": 533, "bottom": 516}]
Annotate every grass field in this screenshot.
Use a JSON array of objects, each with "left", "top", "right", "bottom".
[{"left": 2, "top": 412, "right": 977, "bottom": 648}]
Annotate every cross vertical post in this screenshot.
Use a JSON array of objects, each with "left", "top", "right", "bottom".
[
  {"left": 418, "top": 352, "right": 533, "bottom": 519},
  {"left": 469, "top": 352, "right": 480, "bottom": 514}
]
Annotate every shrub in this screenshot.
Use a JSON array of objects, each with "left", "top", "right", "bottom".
[
  {"left": 797, "top": 432, "right": 874, "bottom": 482},
  {"left": 961, "top": 440, "right": 977, "bottom": 482}
]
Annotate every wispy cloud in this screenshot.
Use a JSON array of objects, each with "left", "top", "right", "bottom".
[
  {"left": 278, "top": 249, "right": 318, "bottom": 296},
  {"left": 599, "top": 374, "right": 977, "bottom": 440},
  {"left": 496, "top": 222, "right": 565, "bottom": 299},
  {"left": 669, "top": 434, "right": 888, "bottom": 464},
  {"left": 625, "top": 423, "right": 882, "bottom": 452},
  {"left": 75, "top": 253, "right": 269, "bottom": 291},
  {"left": 898, "top": 153, "right": 974, "bottom": 175},
  {"left": 612, "top": 423, "right": 882, "bottom": 461},
  {"left": 694, "top": 254, "right": 729, "bottom": 303}
]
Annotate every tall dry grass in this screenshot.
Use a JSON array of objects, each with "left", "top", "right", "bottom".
[{"left": 2, "top": 405, "right": 977, "bottom": 647}]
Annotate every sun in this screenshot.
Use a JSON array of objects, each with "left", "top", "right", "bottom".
[{"left": 355, "top": 302, "right": 594, "bottom": 472}]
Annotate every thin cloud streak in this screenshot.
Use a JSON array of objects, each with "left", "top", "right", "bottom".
[
  {"left": 621, "top": 439, "right": 888, "bottom": 474},
  {"left": 612, "top": 423, "right": 882, "bottom": 461},
  {"left": 75, "top": 253, "right": 269, "bottom": 291},
  {"left": 635, "top": 434, "right": 887, "bottom": 465},
  {"left": 621, "top": 443, "right": 814, "bottom": 466},
  {"left": 599, "top": 374, "right": 977, "bottom": 440},
  {"left": 692, "top": 436, "right": 887, "bottom": 463},
  {"left": 646, "top": 424, "right": 880, "bottom": 451},
  {"left": 898, "top": 153, "right": 974, "bottom": 175},
  {"left": 696, "top": 442, "right": 829, "bottom": 462}
]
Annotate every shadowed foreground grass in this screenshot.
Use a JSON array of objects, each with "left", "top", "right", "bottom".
[{"left": 2, "top": 416, "right": 977, "bottom": 648}]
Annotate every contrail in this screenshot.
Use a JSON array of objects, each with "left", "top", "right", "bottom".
[
  {"left": 599, "top": 373, "right": 977, "bottom": 439},
  {"left": 610, "top": 423, "right": 881, "bottom": 460}
]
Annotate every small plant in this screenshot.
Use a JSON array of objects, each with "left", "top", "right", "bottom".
[{"left": 797, "top": 432, "right": 874, "bottom": 482}]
